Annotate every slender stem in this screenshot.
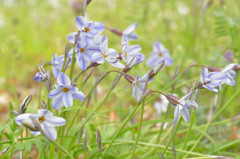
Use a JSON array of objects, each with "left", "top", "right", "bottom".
[
  {"left": 162, "top": 118, "right": 182, "bottom": 155},
  {"left": 61, "top": 53, "right": 68, "bottom": 72},
  {"left": 51, "top": 140, "right": 74, "bottom": 159},
  {"left": 69, "top": 44, "right": 76, "bottom": 80},
  {"left": 184, "top": 87, "right": 240, "bottom": 158},
  {"left": 178, "top": 109, "right": 195, "bottom": 159},
  {"left": 131, "top": 99, "right": 145, "bottom": 158},
  {"left": 103, "top": 102, "right": 141, "bottom": 155}
]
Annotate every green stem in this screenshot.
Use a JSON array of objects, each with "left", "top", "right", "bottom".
[
  {"left": 162, "top": 117, "right": 182, "bottom": 155},
  {"left": 184, "top": 87, "right": 240, "bottom": 158},
  {"left": 69, "top": 43, "right": 76, "bottom": 80},
  {"left": 51, "top": 140, "right": 74, "bottom": 159},
  {"left": 131, "top": 99, "right": 145, "bottom": 158},
  {"left": 178, "top": 109, "right": 195, "bottom": 159},
  {"left": 103, "top": 102, "right": 141, "bottom": 155}
]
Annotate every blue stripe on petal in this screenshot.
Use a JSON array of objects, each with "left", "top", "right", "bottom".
[
  {"left": 62, "top": 93, "right": 73, "bottom": 107},
  {"left": 57, "top": 72, "right": 71, "bottom": 85}
]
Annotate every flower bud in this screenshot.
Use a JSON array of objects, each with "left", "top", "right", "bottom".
[
  {"left": 165, "top": 94, "right": 180, "bottom": 106},
  {"left": 123, "top": 54, "right": 145, "bottom": 72},
  {"left": 41, "top": 100, "right": 46, "bottom": 109},
  {"left": 148, "top": 60, "right": 165, "bottom": 80},
  {"left": 38, "top": 65, "right": 45, "bottom": 74},
  {"left": 96, "top": 129, "right": 102, "bottom": 153},
  {"left": 34, "top": 72, "right": 47, "bottom": 82},
  {"left": 18, "top": 95, "right": 32, "bottom": 114},
  {"left": 123, "top": 73, "right": 135, "bottom": 84},
  {"left": 110, "top": 28, "right": 123, "bottom": 37}
]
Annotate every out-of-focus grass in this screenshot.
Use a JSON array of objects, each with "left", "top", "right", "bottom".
[{"left": 0, "top": 0, "right": 240, "bottom": 158}]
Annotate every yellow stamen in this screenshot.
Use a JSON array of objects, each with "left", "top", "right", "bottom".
[
  {"left": 80, "top": 48, "right": 85, "bottom": 52},
  {"left": 39, "top": 116, "right": 45, "bottom": 123},
  {"left": 62, "top": 87, "right": 69, "bottom": 93},
  {"left": 103, "top": 54, "right": 107, "bottom": 58},
  {"left": 85, "top": 27, "right": 89, "bottom": 33},
  {"left": 158, "top": 52, "right": 163, "bottom": 57}
]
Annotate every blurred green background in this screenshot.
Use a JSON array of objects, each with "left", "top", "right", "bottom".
[{"left": 0, "top": 0, "right": 240, "bottom": 158}]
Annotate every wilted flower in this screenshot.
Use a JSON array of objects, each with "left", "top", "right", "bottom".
[
  {"left": 15, "top": 109, "right": 66, "bottom": 140},
  {"left": 92, "top": 35, "right": 124, "bottom": 68},
  {"left": 147, "top": 41, "right": 173, "bottom": 67},
  {"left": 123, "top": 53, "right": 145, "bottom": 72},
  {"left": 121, "top": 34, "right": 142, "bottom": 65},
  {"left": 48, "top": 72, "right": 85, "bottom": 109},
  {"left": 75, "top": 16, "right": 104, "bottom": 37},
  {"left": 153, "top": 95, "right": 169, "bottom": 116},
  {"left": 170, "top": 91, "right": 199, "bottom": 122},
  {"left": 123, "top": 23, "right": 138, "bottom": 41}
]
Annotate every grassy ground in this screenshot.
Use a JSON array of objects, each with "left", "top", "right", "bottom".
[{"left": 0, "top": 0, "right": 240, "bottom": 158}]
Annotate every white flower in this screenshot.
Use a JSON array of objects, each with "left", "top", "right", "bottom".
[
  {"left": 154, "top": 95, "right": 169, "bottom": 116},
  {"left": 15, "top": 109, "right": 66, "bottom": 140}
]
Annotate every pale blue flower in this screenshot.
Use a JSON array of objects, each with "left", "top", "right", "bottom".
[
  {"left": 147, "top": 41, "right": 173, "bottom": 67},
  {"left": 48, "top": 72, "right": 85, "bottom": 109},
  {"left": 15, "top": 109, "right": 66, "bottom": 141},
  {"left": 69, "top": 35, "right": 101, "bottom": 70},
  {"left": 174, "top": 91, "right": 199, "bottom": 123},
  {"left": 75, "top": 16, "right": 104, "bottom": 37},
  {"left": 123, "top": 23, "right": 138, "bottom": 41},
  {"left": 154, "top": 95, "right": 169, "bottom": 116},
  {"left": 51, "top": 53, "right": 71, "bottom": 79},
  {"left": 92, "top": 35, "right": 124, "bottom": 68},
  {"left": 121, "top": 34, "right": 142, "bottom": 65},
  {"left": 200, "top": 67, "right": 229, "bottom": 92},
  {"left": 132, "top": 73, "right": 151, "bottom": 102}
]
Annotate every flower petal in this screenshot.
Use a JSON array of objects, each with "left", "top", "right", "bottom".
[
  {"left": 76, "top": 16, "right": 87, "bottom": 31},
  {"left": 92, "top": 53, "right": 105, "bottom": 64},
  {"left": 43, "top": 125, "right": 57, "bottom": 141},
  {"left": 174, "top": 106, "right": 180, "bottom": 123},
  {"left": 201, "top": 67, "right": 208, "bottom": 83},
  {"left": 180, "top": 107, "right": 190, "bottom": 122},
  {"left": 52, "top": 97, "right": 64, "bottom": 109},
  {"left": 62, "top": 93, "right": 73, "bottom": 107},
  {"left": 48, "top": 88, "right": 63, "bottom": 99},
  {"left": 72, "top": 91, "right": 86, "bottom": 101},
  {"left": 45, "top": 116, "right": 66, "bottom": 127},
  {"left": 57, "top": 72, "right": 71, "bottom": 85}
]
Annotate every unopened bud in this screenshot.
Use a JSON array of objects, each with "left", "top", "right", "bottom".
[
  {"left": 148, "top": 60, "right": 165, "bottom": 79},
  {"left": 18, "top": 95, "right": 32, "bottom": 114},
  {"left": 123, "top": 73, "right": 135, "bottom": 84},
  {"left": 207, "top": 66, "right": 221, "bottom": 72},
  {"left": 11, "top": 110, "right": 19, "bottom": 116},
  {"left": 38, "top": 65, "right": 45, "bottom": 74},
  {"left": 96, "top": 129, "right": 102, "bottom": 153},
  {"left": 110, "top": 28, "right": 123, "bottom": 37},
  {"left": 165, "top": 94, "right": 180, "bottom": 106},
  {"left": 22, "top": 121, "right": 39, "bottom": 132},
  {"left": 40, "top": 100, "right": 46, "bottom": 109},
  {"left": 65, "top": 43, "right": 73, "bottom": 57}
]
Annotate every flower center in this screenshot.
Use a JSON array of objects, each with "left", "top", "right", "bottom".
[
  {"left": 103, "top": 54, "right": 107, "bottom": 58},
  {"left": 85, "top": 27, "right": 89, "bottom": 33},
  {"left": 125, "top": 52, "right": 127, "bottom": 57},
  {"left": 39, "top": 116, "right": 45, "bottom": 123},
  {"left": 62, "top": 87, "right": 69, "bottom": 93},
  {"left": 80, "top": 48, "right": 85, "bottom": 52},
  {"left": 158, "top": 52, "right": 163, "bottom": 57}
]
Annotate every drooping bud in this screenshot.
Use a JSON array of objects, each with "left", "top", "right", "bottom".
[
  {"left": 11, "top": 110, "right": 19, "bottom": 116},
  {"left": 34, "top": 72, "right": 47, "bottom": 82},
  {"left": 18, "top": 95, "right": 32, "bottom": 114},
  {"left": 110, "top": 28, "right": 123, "bottom": 37},
  {"left": 96, "top": 129, "right": 102, "bottom": 153},
  {"left": 123, "top": 73, "right": 136, "bottom": 84},
  {"left": 207, "top": 66, "right": 222, "bottom": 72},
  {"left": 148, "top": 60, "right": 165, "bottom": 80},
  {"left": 165, "top": 94, "right": 180, "bottom": 106}
]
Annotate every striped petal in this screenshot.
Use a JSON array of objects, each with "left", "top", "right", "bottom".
[
  {"left": 62, "top": 93, "right": 73, "bottom": 107},
  {"left": 57, "top": 72, "right": 71, "bottom": 85}
]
